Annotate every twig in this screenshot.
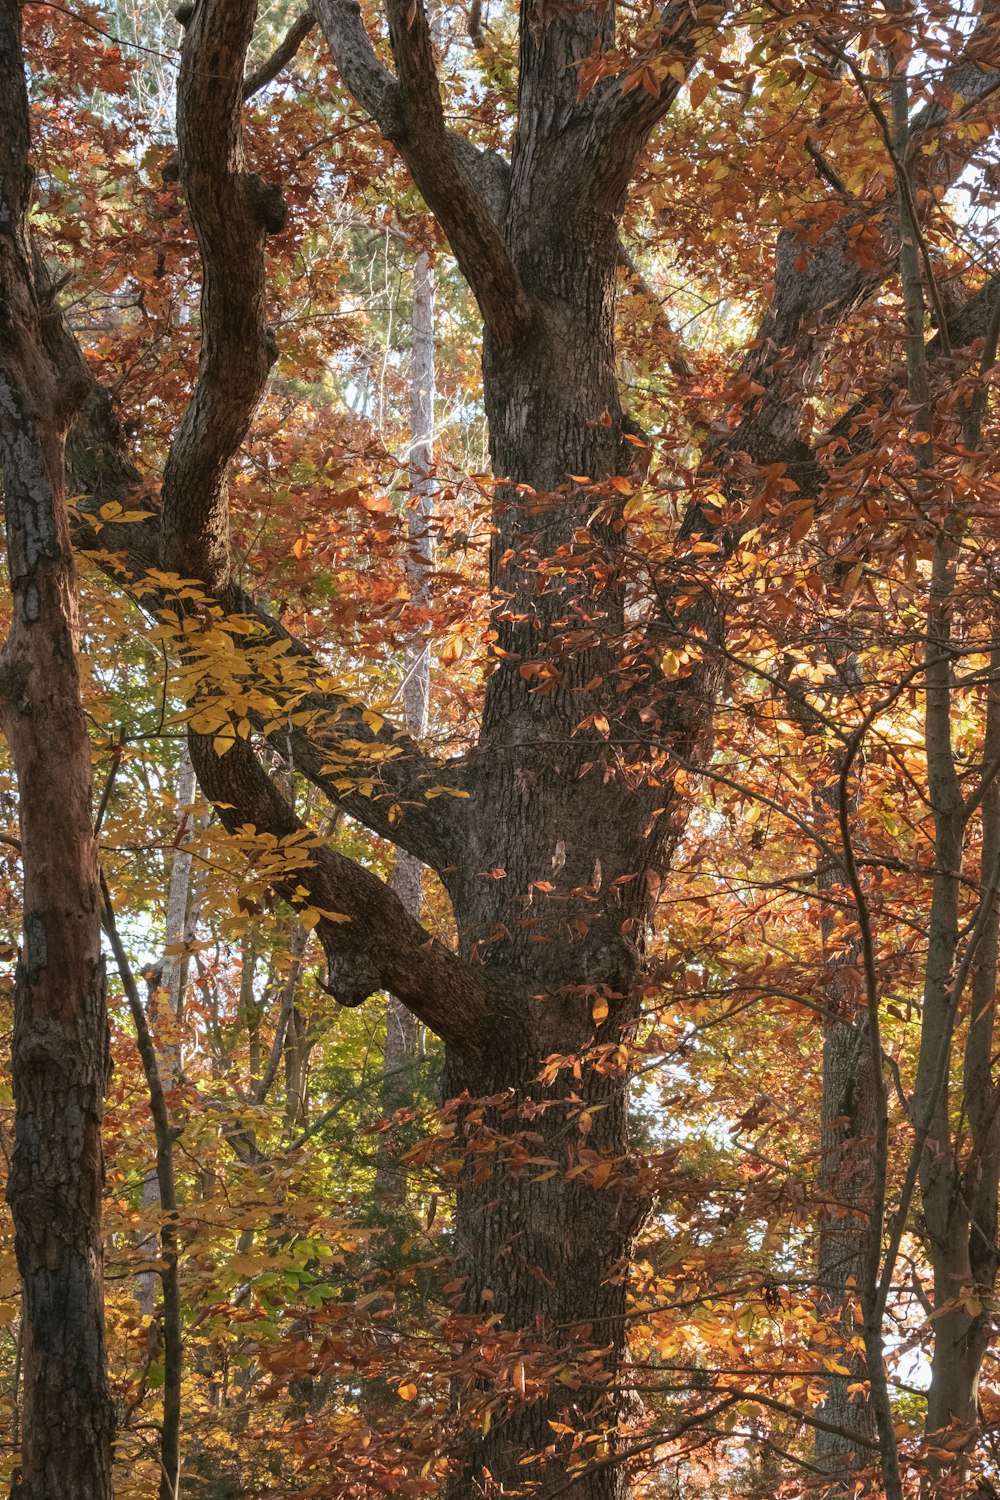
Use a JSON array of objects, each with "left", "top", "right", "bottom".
[{"left": 243, "top": 10, "right": 316, "bottom": 100}]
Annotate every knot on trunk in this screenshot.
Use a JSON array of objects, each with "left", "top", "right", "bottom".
[
  {"left": 244, "top": 173, "right": 288, "bottom": 236},
  {"left": 317, "top": 938, "right": 382, "bottom": 1009}
]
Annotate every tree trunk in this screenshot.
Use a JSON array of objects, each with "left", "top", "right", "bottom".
[
  {"left": 138, "top": 747, "right": 198, "bottom": 1319},
  {"left": 378, "top": 248, "right": 435, "bottom": 1198},
  {"left": 808, "top": 664, "right": 879, "bottom": 1485},
  {"left": 925, "top": 1278, "right": 988, "bottom": 1436},
  {"left": 284, "top": 1002, "right": 312, "bottom": 1132},
  {"left": 919, "top": 1220, "right": 993, "bottom": 1494},
  {"left": 920, "top": 639, "right": 1000, "bottom": 1476},
  {"left": 0, "top": 7, "right": 114, "bottom": 1490},
  {"left": 815, "top": 1013, "right": 878, "bottom": 1484},
  {"left": 442, "top": 188, "right": 673, "bottom": 1497},
  {"left": 101, "top": 886, "right": 182, "bottom": 1500},
  {"left": 446, "top": 1027, "right": 644, "bottom": 1499}
]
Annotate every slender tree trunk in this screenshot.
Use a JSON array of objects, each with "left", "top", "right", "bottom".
[
  {"left": 284, "top": 1000, "right": 312, "bottom": 1132},
  {"left": 378, "top": 249, "right": 435, "bottom": 1198},
  {"left": 920, "top": 640, "right": 1000, "bottom": 1473},
  {"left": 138, "top": 748, "right": 198, "bottom": 1317},
  {"left": 815, "top": 1016, "right": 878, "bottom": 1483},
  {"left": 810, "top": 657, "right": 879, "bottom": 1485},
  {"left": 102, "top": 884, "right": 182, "bottom": 1500},
  {"left": 0, "top": 6, "right": 114, "bottom": 1491},
  {"left": 159, "top": 748, "right": 199, "bottom": 1054}
]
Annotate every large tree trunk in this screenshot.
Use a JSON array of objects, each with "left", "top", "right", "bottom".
[
  {"left": 443, "top": 181, "right": 675, "bottom": 1497},
  {"left": 0, "top": 7, "right": 114, "bottom": 1492},
  {"left": 0, "top": 487, "right": 114, "bottom": 1500},
  {"left": 447, "top": 1044, "right": 642, "bottom": 1499}
]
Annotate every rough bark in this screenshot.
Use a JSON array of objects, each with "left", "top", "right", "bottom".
[
  {"left": 435, "top": 52, "right": 690, "bottom": 1488},
  {"left": 159, "top": 0, "right": 285, "bottom": 592},
  {"left": 0, "top": 4, "right": 113, "bottom": 1494},
  {"left": 311, "top": 0, "right": 532, "bottom": 347},
  {"left": 916, "top": 466, "right": 1000, "bottom": 1483}
]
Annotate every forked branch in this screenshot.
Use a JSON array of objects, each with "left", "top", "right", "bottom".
[
  {"left": 312, "top": 0, "right": 532, "bottom": 346},
  {"left": 187, "top": 729, "right": 494, "bottom": 1064},
  {"left": 160, "top": 0, "right": 286, "bottom": 589}
]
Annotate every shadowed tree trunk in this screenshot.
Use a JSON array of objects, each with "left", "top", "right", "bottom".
[
  {"left": 814, "top": 963, "right": 879, "bottom": 1490},
  {"left": 0, "top": 2, "right": 113, "bottom": 1493},
  {"left": 441, "top": 175, "right": 674, "bottom": 1496}
]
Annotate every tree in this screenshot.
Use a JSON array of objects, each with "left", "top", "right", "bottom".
[
  {"left": 6, "top": 0, "right": 1000, "bottom": 1495},
  {"left": 0, "top": 2, "right": 113, "bottom": 1494}
]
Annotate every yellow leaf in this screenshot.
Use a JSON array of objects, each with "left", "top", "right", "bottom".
[
  {"left": 592, "top": 996, "right": 609, "bottom": 1025},
  {"left": 398, "top": 1382, "right": 417, "bottom": 1401}
]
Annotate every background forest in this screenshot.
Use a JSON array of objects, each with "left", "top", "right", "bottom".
[{"left": 3, "top": 0, "right": 1000, "bottom": 1496}]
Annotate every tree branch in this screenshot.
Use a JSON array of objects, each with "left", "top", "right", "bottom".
[
  {"left": 720, "top": 12, "right": 1000, "bottom": 476},
  {"left": 160, "top": 0, "right": 286, "bottom": 590},
  {"left": 58, "top": 350, "right": 468, "bottom": 870},
  {"left": 243, "top": 9, "right": 317, "bottom": 101},
  {"left": 48, "top": 0, "right": 466, "bottom": 872},
  {"left": 234, "top": 585, "right": 469, "bottom": 869},
  {"left": 186, "top": 729, "right": 494, "bottom": 1066},
  {"left": 312, "top": 0, "right": 532, "bottom": 347},
  {"left": 587, "top": 1, "right": 724, "bottom": 211}
]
